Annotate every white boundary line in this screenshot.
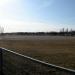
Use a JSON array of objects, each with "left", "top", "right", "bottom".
[{"left": 0, "top": 47, "right": 75, "bottom": 73}]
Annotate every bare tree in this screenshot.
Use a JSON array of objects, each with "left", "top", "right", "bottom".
[
  {"left": 0, "top": 26, "right": 4, "bottom": 35},
  {"left": 60, "top": 28, "right": 64, "bottom": 32}
]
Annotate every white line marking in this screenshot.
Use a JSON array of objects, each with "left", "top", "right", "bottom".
[{"left": 0, "top": 47, "right": 75, "bottom": 73}]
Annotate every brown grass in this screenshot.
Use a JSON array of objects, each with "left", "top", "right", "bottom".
[{"left": 0, "top": 36, "right": 75, "bottom": 69}]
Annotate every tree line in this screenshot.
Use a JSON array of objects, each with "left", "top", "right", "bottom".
[
  {"left": 0, "top": 26, "right": 75, "bottom": 36},
  {"left": 3, "top": 31, "right": 75, "bottom": 36}
]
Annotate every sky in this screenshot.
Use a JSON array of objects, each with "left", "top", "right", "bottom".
[{"left": 0, "top": 0, "right": 75, "bottom": 32}]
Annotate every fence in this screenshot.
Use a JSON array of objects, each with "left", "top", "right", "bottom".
[{"left": 0, "top": 47, "right": 75, "bottom": 75}]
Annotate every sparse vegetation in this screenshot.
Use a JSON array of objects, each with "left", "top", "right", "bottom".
[{"left": 0, "top": 35, "right": 75, "bottom": 69}]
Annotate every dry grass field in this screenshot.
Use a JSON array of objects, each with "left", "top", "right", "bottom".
[{"left": 0, "top": 35, "right": 75, "bottom": 69}]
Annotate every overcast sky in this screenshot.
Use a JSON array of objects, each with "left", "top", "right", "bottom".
[{"left": 0, "top": 0, "right": 75, "bottom": 32}]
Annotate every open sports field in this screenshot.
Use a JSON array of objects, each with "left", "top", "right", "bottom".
[{"left": 0, "top": 35, "right": 75, "bottom": 69}]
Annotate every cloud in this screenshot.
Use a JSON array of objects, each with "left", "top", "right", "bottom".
[
  {"left": 0, "top": 19, "right": 59, "bottom": 32},
  {"left": 0, "top": 19, "right": 74, "bottom": 32}
]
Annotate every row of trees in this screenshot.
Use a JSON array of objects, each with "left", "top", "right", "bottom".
[
  {"left": 4, "top": 31, "right": 75, "bottom": 36},
  {"left": 60, "top": 28, "right": 73, "bottom": 32},
  {"left": 0, "top": 26, "right": 75, "bottom": 36}
]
